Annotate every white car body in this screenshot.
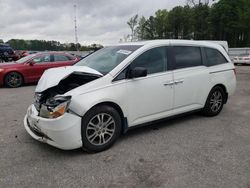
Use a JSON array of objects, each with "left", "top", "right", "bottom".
[{"left": 24, "top": 40, "right": 236, "bottom": 150}]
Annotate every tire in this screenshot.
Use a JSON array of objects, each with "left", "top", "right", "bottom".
[
  {"left": 202, "top": 86, "right": 225, "bottom": 116},
  {"left": 4, "top": 72, "right": 23, "bottom": 88},
  {"left": 81, "top": 105, "right": 122, "bottom": 153}
]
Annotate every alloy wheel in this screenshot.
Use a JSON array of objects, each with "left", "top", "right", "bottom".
[
  {"left": 5, "top": 72, "right": 23, "bottom": 87},
  {"left": 6, "top": 72, "right": 22, "bottom": 87},
  {"left": 86, "top": 113, "right": 116, "bottom": 146},
  {"left": 210, "top": 90, "right": 223, "bottom": 112}
]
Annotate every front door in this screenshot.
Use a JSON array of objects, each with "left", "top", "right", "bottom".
[
  {"left": 26, "top": 54, "right": 52, "bottom": 82},
  {"left": 126, "top": 46, "right": 174, "bottom": 126}
]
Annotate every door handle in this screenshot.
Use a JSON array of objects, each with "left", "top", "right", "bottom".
[
  {"left": 175, "top": 80, "right": 184, "bottom": 84},
  {"left": 163, "top": 81, "right": 174, "bottom": 86}
]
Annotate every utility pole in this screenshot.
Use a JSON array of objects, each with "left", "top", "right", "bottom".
[{"left": 74, "top": 1, "right": 79, "bottom": 51}]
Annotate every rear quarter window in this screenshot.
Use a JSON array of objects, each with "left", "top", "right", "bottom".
[
  {"left": 66, "top": 55, "right": 75, "bottom": 60},
  {"left": 54, "top": 54, "right": 69, "bottom": 61},
  {"left": 204, "top": 47, "right": 228, "bottom": 66}
]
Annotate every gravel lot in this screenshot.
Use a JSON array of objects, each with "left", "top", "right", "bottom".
[{"left": 0, "top": 66, "right": 250, "bottom": 188}]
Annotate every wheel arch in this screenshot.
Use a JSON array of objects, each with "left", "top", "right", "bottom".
[
  {"left": 84, "top": 101, "right": 128, "bottom": 134},
  {"left": 4, "top": 71, "right": 25, "bottom": 86}
]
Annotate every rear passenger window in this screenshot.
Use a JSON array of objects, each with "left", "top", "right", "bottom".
[
  {"left": 173, "top": 46, "right": 202, "bottom": 69},
  {"left": 204, "top": 48, "right": 228, "bottom": 66}
]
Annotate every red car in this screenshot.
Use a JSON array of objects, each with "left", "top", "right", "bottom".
[{"left": 0, "top": 52, "right": 79, "bottom": 87}]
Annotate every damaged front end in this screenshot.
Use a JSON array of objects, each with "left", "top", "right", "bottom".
[{"left": 34, "top": 71, "right": 102, "bottom": 118}]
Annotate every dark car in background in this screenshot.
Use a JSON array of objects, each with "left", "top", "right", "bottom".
[
  {"left": 0, "top": 44, "right": 18, "bottom": 62},
  {"left": 14, "top": 50, "right": 36, "bottom": 59},
  {"left": 0, "top": 52, "right": 80, "bottom": 87}
]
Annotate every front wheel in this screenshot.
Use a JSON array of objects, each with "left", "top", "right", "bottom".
[
  {"left": 4, "top": 72, "right": 23, "bottom": 88},
  {"left": 81, "top": 105, "right": 122, "bottom": 153},
  {"left": 202, "top": 86, "right": 225, "bottom": 116}
]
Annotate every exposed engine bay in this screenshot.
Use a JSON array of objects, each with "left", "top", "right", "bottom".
[{"left": 34, "top": 71, "right": 102, "bottom": 113}]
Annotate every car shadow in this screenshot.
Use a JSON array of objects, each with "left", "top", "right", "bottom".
[
  {"left": 120, "top": 112, "right": 202, "bottom": 140},
  {"left": 32, "top": 111, "right": 204, "bottom": 156}
]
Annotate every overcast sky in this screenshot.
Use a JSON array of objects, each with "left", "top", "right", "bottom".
[{"left": 0, "top": 0, "right": 186, "bottom": 45}]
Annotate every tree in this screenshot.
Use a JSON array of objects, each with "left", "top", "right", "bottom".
[
  {"left": 182, "top": 6, "right": 194, "bottom": 39},
  {"left": 154, "top": 10, "right": 169, "bottom": 39},
  {"left": 136, "top": 16, "right": 148, "bottom": 40},
  {"left": 127, "top": 14, "right": 139, "bottom": 41},
  {"left": 168, "top": 6, "right": 186, "bottom": 39},
  {"left": 192, "top": 4, "right": 210, "bottom": 39},
  {"left": 127, "top": 0, "right": 250, "bottom": 47},
  {"left": 5, "top": 39, "right": 103, "bottom": 51},
  {"left": 209, "top": 0, "right": 249, "bottom": 47},
  {"left": 187, "top": 0, "right": 215, "bottom": 6}
]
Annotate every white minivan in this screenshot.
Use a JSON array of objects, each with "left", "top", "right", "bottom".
[{"left": 24, "top": 40, "right": 236, "bottom": 152}]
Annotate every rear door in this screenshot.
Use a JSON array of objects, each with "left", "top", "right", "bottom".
[
  {"left": 52, "top": 54, "right": 76, "bottom": 67},
  {"left": 171, "top": 46, "right": 210, "bottom": 114}
]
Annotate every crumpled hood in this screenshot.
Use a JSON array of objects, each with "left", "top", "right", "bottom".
[{"left": 36, "top": 66, "right": 103, "bottom": 92}]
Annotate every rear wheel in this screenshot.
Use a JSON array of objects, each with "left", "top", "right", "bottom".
[
  {"left": 81, "top": 105, "right": 122, "bottom": 153},
  {"left": 202, "top": 86, "right": 225, "bottom": 116},
  {"left": 4, "top": 72, "right": 23, "bottom": 88}
]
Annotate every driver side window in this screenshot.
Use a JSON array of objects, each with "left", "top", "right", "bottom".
[{"left": 130, "top": 46, "right": 167, "bottom": 75}]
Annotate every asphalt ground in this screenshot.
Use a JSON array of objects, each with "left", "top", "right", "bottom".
[{"left": 0, "top": 66, "right": 249, "bottom": 188}]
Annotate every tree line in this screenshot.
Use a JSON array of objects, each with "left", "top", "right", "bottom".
[
  {"left": 125, "top": 0, "right": 250, "bottom": 47},
  {"left": 0, "top": 39, "right": 103, "bottom": 51}
]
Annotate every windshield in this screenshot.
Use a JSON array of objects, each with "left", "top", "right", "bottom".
[
  {"left": 16, "top": 54, "right": 36, "bottom": 63},
  {"left": 75, "top": 45, "right": 142, "bottom": 74}
]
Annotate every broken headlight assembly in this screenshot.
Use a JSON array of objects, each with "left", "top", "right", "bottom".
[{"left": 39, "top": 96, "right": 71, "bottom": 119}]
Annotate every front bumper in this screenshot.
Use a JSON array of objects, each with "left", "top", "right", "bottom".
[{"left": 24, "top": 104, "right": 82, "bottom": 150}]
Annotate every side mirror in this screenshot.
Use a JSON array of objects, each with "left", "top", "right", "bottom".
[
  {"left": 128, "top": 67, "right": 147, "bottom": 79},
  {"left": 28, "top": 60, "right": 35, "bottom": 66}
]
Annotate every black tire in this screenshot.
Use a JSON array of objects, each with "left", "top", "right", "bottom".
[
  {"left": 81, "top": 105, "right": 122, "bottom": 153},
  {"left": 202, "top": 86, "right": 226, "bottom": 116},
  {"left": 4, "top": 72, "right": 23, "bottom": 88}
]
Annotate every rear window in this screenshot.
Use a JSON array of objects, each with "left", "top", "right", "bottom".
[
  {"left": 204, "top": 47, "right": 228, "bottom": 66},
  {"left": 173, "top": 46, "right": 202, "bottom": 69}
]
